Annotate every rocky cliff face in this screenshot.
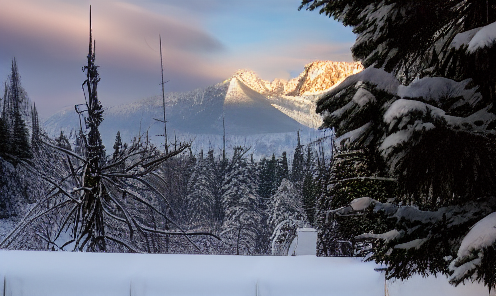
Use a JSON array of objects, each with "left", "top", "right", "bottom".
[
  {"left": 285, "top": 61, "right": 363, "bottom": 96},
  {"left": 231, "top": 61, "right": 363, "bottom": 97}
]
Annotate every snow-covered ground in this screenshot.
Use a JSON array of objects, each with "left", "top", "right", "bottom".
[
  {"left": 0, "top": 251, "right": 490, "bottom": 296},
  {"left": 388, "top": 273, "right": 492, "bottom": 296}
]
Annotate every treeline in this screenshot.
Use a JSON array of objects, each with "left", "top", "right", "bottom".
[
  {"left": 0, "top": 58, "right": 42, "bottom": 161},
  {"left": 2, "top": 12, "right": 330, "bottom": 254},
  {"left": 0, "top": 57, "right": 332, "bottom": 255},
  {"left": 104, "top": 131, "right": 329, "bottom": 255},
  {"left": 0, "top": 59, "right": 46, "bottom": 219}
]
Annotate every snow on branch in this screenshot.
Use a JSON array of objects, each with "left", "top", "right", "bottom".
[{"left": 451, "top": 21, "right": 496, "bottom": 53}]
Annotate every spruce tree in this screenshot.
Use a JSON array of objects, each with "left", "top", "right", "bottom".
[
  {"left": 276, "top": 151, "right": 289, "bottom": 186},
  {"left": 221, "top": 147, "right": 263, "bottom": 255},
  {"left": 269, "top": 179, "right": 306, "bottom": 230},
  {"left": 2, "top": 82, "right": 11, "bottom": 136},
  {"left": 301, "top": 0, "right": 496, "bottom": 287},
  {"left": 74, "top": 130, "right": 86, "bottom": 156},
  {"left": 208, "top": 149, "right": 224, "bottom": 226},
  {"left": 0, "top": 117, "right": 8, "bottom": 156},
  {"left": 8, "top": 59, "right": 31, "bottom": 160},
  {"left": 112, "top": 131, "right": 122, "bottom": 160},
  {"left": 291, "top": 131, "right": 304, "bottom": 184},
  {"left": 269, "top": 179, "right": 306, "bottom": 255},
  {"left": 0, "top": 86, "right": 8, "bottom": 155},
  {"left": 55, "top": 131, "right": 71, "bottom": 151},
  {"left": 30, "top": 103, "right": 40, "bottom": 152},
  {"left": 186, "top": 150, "right": 217, "bottom": 230},
  {"left": 257, "top": 155, "right": 277, "bottom": 200},
  {"left": 301, "top": 173, "right": 316, "bottom": 225}
]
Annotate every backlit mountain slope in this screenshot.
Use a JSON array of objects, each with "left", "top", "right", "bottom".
[{"left": 44, "top": 61, "right": 361, "bottom": 153}]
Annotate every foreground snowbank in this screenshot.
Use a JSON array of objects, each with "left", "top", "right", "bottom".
[
  {"left": 0, "top": 251, "right": 489, "bottom": 296},
  {"left": 1, "top": 251, "right": 382, "bottom": 296}
]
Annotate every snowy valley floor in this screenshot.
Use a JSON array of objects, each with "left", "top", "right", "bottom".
[{"left": 0, "top": 250, "right": 491, "bottom": 296}]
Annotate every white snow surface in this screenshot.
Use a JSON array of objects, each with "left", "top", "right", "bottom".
[
  {"left": 397, "top": 77, "right": 481, "bottom": 106},
  {"left": 383, "top": 99, "right": 445, "bottom": 127},
  {"left": 457, "top": 212, "right": 496, "bottom": 259},
  {"left": 356, "top": 229, "right": 401, "bottom": 242},
  {"left": 450, "top": 21, "right": 496, "bottom": 53},
  {"left": 451, "top": 27, "right": 482, "bottom": 50},
  {"left": 335, "top": 122, "right": 372, "bottom": 148},
  {"left": 352, "top": 88, "right": 376, "bottom": 107},
  {"left": 0, "top": 251, "right": 383, "bottom": 296},
  {"left": 0, "top": 250, "right": 490, "bottom": 296},
  {"left": 318, "top": 67, "right": 399, "bottom": 101},
  {"left": 468, "top": 21, "right": 496, "bottom": 53},
  {"left": 350, "top": 196, "right": 374, "bottom": 211},
  {"left": 387, "top": 272, "right": 489, "bottom": 296},
  {"left": 394, "top": 238, "right": 428, "bottom": 250}
]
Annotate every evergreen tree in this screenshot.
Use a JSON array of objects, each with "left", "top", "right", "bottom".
[
  {"left": 74, "top": 130, "right": 86, "bottom": 156},
  {"left": 11, "top": 112, "right": 31, "bottom": 159},
  {"left": 301, "top": 173, "right": 316, "bottom": 225},
  {"left": 291, "top": 131, "right": 304, "bottom": 184},
  {"left": 8, "top": 59, "right": 31, "bottom": 160},
  {"left": 300, "top": 145, "right": 317, "bottom": 225},
  {"left": 112, "top": 131, "right": 122, "bottom": 160},
  {"left": 0, "top": 117, "right": 7, "bottom": 156},
  {"left": 55, "top": 131, "right": 71, "bottom": 151},
  {"left": 269, "top": 179, "right": 306, "bottom": 255},
  {"left": 316, "top": 149, "right": 396, "bottom": 257},
  {"left": 208, "top": 149, "right": 224, "bottom": 226},
  {"left": 30, "top": 103, "right": 40, "bottom": 152},
  {"left": 0, "top": 87, "right": 8, "bottom": 155},
  {"left": 2, "top": 82, "right": 12, "bottom": 134},
  {"left": 221, "top": 147, "right": 263, "bottom": 255},
  {"left": 276, "top": 151, "right": 289, "bottom": 185},
  {"left": 269, "top": 179, "right": 306, "bottom": 229},
  {"left": 185, "top": 150, "right": 217, "bottom": 230},
  {"left": 257, "top": 155, "right": 277, "bottom": 200},
  {"left": 301, "top": 0, "right": 496, "bottom": 288}
]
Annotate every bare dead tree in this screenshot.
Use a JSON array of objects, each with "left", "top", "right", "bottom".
[{"left": 0, "top": 6, "right": 220, "bottom": 253}]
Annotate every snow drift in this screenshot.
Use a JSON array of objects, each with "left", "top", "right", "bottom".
[{"left": 0, "top": 251, "right": 383, "bottom": 296}]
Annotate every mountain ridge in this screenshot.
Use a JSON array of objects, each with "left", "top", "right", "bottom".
[{"left": 44, "top": 60, "right": 362, "bottom": 155}]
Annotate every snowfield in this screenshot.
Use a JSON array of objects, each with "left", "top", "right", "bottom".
[{"left": 0, "top": 251, "right": 490, "bottom": 296}]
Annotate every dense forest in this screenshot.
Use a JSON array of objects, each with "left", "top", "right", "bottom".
[{"left": 0, "top": 50, "right": 328, "bottom": 255}]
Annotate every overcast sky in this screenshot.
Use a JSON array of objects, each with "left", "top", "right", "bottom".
[{"left": 0, "top": 0, "right": 356, "bottom": 119}]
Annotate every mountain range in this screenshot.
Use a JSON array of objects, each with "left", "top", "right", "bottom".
[{"left": 44, "top": 61, "right": 362, "bottom": 156}]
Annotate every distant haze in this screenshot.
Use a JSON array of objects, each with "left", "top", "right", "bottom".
[{"left": 0, "top": 0, "right": 356, "bottom": 119}]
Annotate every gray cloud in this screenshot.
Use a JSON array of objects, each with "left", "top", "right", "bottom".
[{"left": 0, "top": 0, "right": 226, "bottom": 118}]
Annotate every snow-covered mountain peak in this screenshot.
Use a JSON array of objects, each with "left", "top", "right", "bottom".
[
  {"left": 225, "top": 78, "right": 256, "bottom": 105},
  {"left": 287, "top": 61, "right": 364, "bottom": 96},
  {"left": 231, "top": 69, "right": 270, "bottom": 95},
  {"left": 227, "top": 61, "right": 363, "bottom": 97},
  {"left": 44, "top": 60, "right": 361, "bottom": 154}
]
